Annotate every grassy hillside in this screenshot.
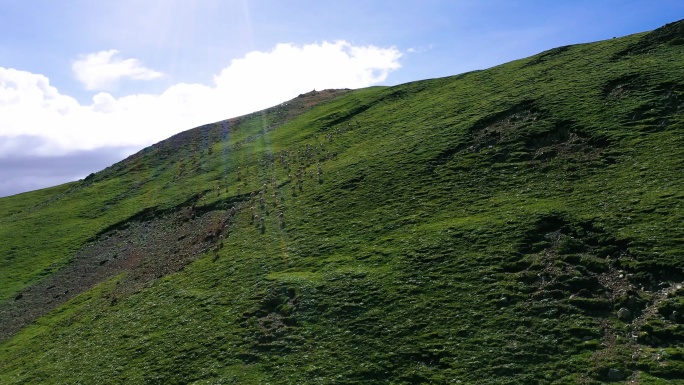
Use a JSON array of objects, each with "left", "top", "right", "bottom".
[{"left": 1, "top": 20, "right": 683, "bottom": 384}]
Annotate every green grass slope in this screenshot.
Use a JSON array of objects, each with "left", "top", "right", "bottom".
[{"left": 1, "top": 20, "right": 684, "bottom": 384}]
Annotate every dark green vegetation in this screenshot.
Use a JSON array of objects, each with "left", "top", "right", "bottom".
[{"left": 1, "top": 20, "right": 684, "bottom": 384}]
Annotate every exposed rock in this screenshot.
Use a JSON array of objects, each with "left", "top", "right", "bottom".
[
  {"left": 607, "top": 368, "right": 624, "bottom": 381},
  {"left": 617, "top": 307, "right": 631, "bottom": 320}
]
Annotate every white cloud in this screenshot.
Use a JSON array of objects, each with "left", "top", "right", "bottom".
[
  {"left": 214, "top": 41, "right": 402, "bottom": 98},
  {"left": 0, "top": 41, "right": 402, "bottom": 158},
  {"left": 72, "top": 49, "right": 163, "bottom": 90}
]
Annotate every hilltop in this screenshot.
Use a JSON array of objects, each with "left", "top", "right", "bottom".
[{"left": 0, "top": 19, "right": 683, "bottom": 384}]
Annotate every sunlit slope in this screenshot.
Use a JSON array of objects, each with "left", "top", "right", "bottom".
[
  {"left": 0, "top": 89, "right": 352, "bottom": 306},
  {"left": 1, "top": 20, "right": 684, "bottom": 384}
]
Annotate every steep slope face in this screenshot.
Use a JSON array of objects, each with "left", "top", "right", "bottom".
[
  {"left": 0, "top": 88, "right": 351, "bottom": 328},
  {"left": 1, "top": 21, "right": 683, "bottom": 384}
]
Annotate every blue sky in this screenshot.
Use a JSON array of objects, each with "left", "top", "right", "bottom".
[{"left": 0, "top": 0, "right": 682, "bottom": 197}]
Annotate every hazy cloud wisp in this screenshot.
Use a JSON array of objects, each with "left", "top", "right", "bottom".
[{"left": 72, "top": 49, "right": 163, "bottom": 90}]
